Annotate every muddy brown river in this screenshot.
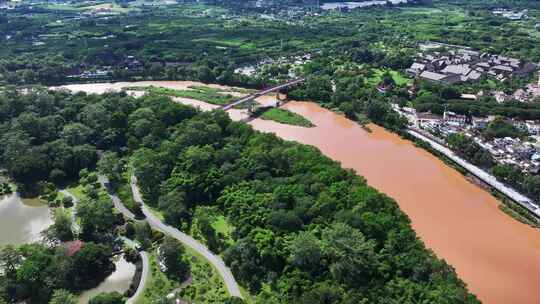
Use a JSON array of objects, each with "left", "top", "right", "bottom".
[
  {"left": 250, "top": 101, "right": 540, "bottom": 304},
  {"left": 58, "top": 82, "right": 540, "bottom": 303}
]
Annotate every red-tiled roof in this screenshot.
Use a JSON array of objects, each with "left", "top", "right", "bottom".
[{"left": 64, "top": 240, "right": 84, "bottom": 257}]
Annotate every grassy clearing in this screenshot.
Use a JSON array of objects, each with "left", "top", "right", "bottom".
[
  {"left": 191, "top": 206, "right": 235, "bottom": 247},
  {"left": 136, "top": 251, "right": 179, "bottom": 304},
  {"left": 135, "top": 86, "right": 236, "bottom": 105},
  {"left": 369, "top": 68, "right": 412, "bottom": 86},
  {"left": 116, "top": 168, "right": 140, "bottom": 215},
  {"left": 211, "top": 215, "right": 233, "bottom": 238},
  {"left": 178, "top": 247, "right": 229, "bottom": 303},
  {"left": 260, "top": 108, "right": 314, "bottom": 127},
  {"left": 117, "top": 182, "right": 138, "bottom": 213},
  {"left": 66, "top": 184, "right": 86, "bottom": 201},
  {"left": 137, "top": 246, "right": 229, "bottom": 303}
]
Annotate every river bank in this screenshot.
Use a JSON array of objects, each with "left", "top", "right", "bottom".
[{"left": 250, "top": 101, "right": 540, "bottom": 304}]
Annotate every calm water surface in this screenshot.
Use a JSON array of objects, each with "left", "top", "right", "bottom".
[
  {"left": 250, "top": 101, "right": 540, "bottom": 304},
  {"left": 77, "top": 256, "right": 135, "bottom": 304},
  {"left": 0, "top": 193, "right": 53, "bottom": 245}
]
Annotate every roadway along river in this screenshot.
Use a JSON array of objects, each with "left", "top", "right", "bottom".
[{"left": 250, "top": 101, "right": 540, "bottom": 304}]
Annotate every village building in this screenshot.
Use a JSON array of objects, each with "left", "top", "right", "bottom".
[
  {"left": 63, "top": 240, "right": 84, "bottom": 257},
  {"left": 492, "top": 8, "right": 527, "bottom": 20},
  {"left": 416, "top": 112, "right": 442, "bottom": 129},
  {"left": 443, "top": 111, "right": 467, "bottom": 126},
  {"left": 408, "top": 43, "right": 537, "bottom": 85},
  {"left": 526, "top": 121, "right": 540, "bottom": 135},
  {"left": 472, "top": 117, "right": 490, "bottom": 129},
  {"left": 419, "top": 71, "right": 461, "bottom": 85}
]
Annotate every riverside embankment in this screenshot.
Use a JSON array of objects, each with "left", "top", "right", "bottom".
[{"left": 250, "top": 101, "right": 540, "bottom": 304}]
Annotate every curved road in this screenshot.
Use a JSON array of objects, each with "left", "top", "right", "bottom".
[
  {"left": 98, "top": 176, "right": 138, "bottom": 220},
  {"left": 126, "top": 250, "right": 149, "bottom": 304},
  {"left": 129, "top": 175, "right": 243, "bottom": 299},
  {"left": 97, "top": 177, "right": 150, "bottom": 304},
  {"left": 64, "top": 185, "right": 150, "bottom": 304}
]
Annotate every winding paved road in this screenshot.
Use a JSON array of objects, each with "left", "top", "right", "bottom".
[
  {"left": 97, "top": 177, "right": 150, "bottom": 304},
  {"left": 126, "top": 250, "right": 149, "bottom": 304},
  {"left": 98, "top": 176, "right": 138, "bottom": 220},
  {"left": 129, "top": 175, "right": 243, "bottom": 299}
]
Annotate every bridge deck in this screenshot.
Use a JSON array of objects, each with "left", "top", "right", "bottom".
[{"left": 220, "top": 78, "right": 304, "bottom": 111}]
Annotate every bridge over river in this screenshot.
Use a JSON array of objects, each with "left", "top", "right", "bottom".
[{"left": 219, "top": 78, "right": 305, "bottom": 111}]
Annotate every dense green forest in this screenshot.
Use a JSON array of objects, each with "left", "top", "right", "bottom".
[{"left": 0, "top": 89, "right": 479, "bottom": 303}]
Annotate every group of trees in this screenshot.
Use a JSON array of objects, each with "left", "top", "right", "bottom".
[
  {"left": 0, "top": 89, "right": 197, "bottom": 195},
  {"left": 0, "top": 243, "right": 114, "bottom": 303},
  {"left": 129, "top": 107, "right": 479, "bottom": 303},
  {"left": 447, "top": 133, "right": 494, "bottom": 168},
  {"left": 288, "top": 59, "right": 409, "bottom": 131},
  {"left": 483, "top": 117, "right": 526, "bottom": 139},
  {"left": 159, "top": 236, "right": 190, "bottom": 280},
  {"left": 0, "top": 89, "right": 193, "bottom": 303},
  {"left": 492, "top": 164, "right": 540, "bottom": 202},
  {"left": 0, "top": 164, "right": 133, "bottom": 304}
]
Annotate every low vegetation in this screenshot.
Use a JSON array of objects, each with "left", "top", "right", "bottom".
[
  {"left": 260, "top": 108, "right": 314, "bottom": 127},
  {"left": 499, "top": 199, "right": 540, "bottom": 228},
  {"left": 133, "top": 85, "right": 236, "bottom": 105}
]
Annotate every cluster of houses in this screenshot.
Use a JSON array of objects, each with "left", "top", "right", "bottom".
[
  {"left": 491, "top": 8, "right": 528, "bottom": 20},
  {"left": 490, "top": 77, "right": 540, "bottom": 103},
  {"left": 474, "top": 136, "right": 540, "bottom": 173},
  {"left": 66, "top": 67, "right": 112, "bottom": 79},
  {"left": 406, "top": 42, "right": 537, "bottom": 85},
  {"left": 65, "top": 55, "right": 144, "bottom": 79},
  {"left": 234, "top": 52, "right": 316, "bottom": 79},
  {"left": 412, "top": 108, "right": 540, "bottom": 173}
]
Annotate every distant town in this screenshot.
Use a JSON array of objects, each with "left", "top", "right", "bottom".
[
  {"left": 407, "top": 42, "right": 538, "bottom": 85},
  {"left": 399, "top": 106, "right": 540, "bottom": 174}
]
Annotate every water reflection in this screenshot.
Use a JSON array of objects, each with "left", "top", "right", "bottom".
[
  {"left": 0, "top": 193, "right": 53, "bottom": 245},
  {"left": 77, "top": 256, "right": 136, "bottom": 304}
]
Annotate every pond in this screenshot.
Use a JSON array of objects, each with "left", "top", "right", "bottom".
[
  {"left": 77, "top": 255, "right": 136, "bottom": 304},
  {"left": 0, "top": 193, "right": 53, "bottom": 245}
]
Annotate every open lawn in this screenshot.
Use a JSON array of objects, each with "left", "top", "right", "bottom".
[
  {"left": 65, "top": 184, "right": 86, "bottom": 201},
  {"left": 136, "top": 251, "right": 179, "bottom": 304},
  {"left": 369, "top": 68, "right": 412, "bottom": 86},
  {"left": 137, "top": 246, "right": 230, "bottom": 304},
  {"left": 211, "top": 215, "right": 235, "bottom": 246}
]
